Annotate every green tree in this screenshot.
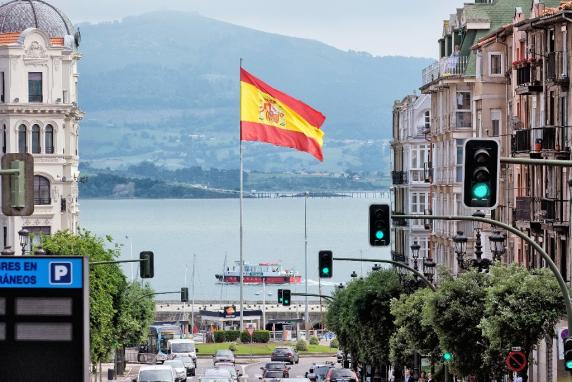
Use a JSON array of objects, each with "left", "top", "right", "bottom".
[
  {"left": 42, "top": 230, "right": 128, "bottom": 363},
  {"left": 116, "top": 281, "right": 155, "bottom": 347},
  {"left": 480, "top": 264, "right": 564, "bottom": 380},
  {"left": 424, "top": 270, "right": 490, "bottom": 379}
]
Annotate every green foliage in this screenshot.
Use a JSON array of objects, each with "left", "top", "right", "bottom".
[
  {"left": 253, "top": 330, "right": 270, "bottom": 343},
  {"left": 309, "top": 336, "right": 319, "bottom": 345},
  {"left": 116, "top": 281, "right": 155, "bottom": 347},
  {"left": 228, "top": 342, "right": 237, "bottom": 352},
  {"left": 390, "top": 288, "right": 440, "bottom": 362},
  {"left": 296, "top": 339, "right": 309, "bottom": 352},
  {"left": 424, "top": 270, "right": 490, "bottom": 379},
  {"left": 480, "top": 264, "right": 565, "bottom": 374},
  {"left": 224, "top": 330, "right": 241, "bottom": 342},
  {"left": 330, "top": 338, "right": 339, "bottom": 348},
  {"left": 41, "top": 230, "right": 128, "bottom": 363},
  {"left": 214, "top": 331, "right": 225, "bottom": 343}
]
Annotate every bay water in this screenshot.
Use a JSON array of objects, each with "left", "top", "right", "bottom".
[{"left": 79, "top": 197, "right": 391, "bottom": 302}]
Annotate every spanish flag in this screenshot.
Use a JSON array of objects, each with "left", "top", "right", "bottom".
[{"left": 240, "top": 68, "right": 326, "bottom": 161}]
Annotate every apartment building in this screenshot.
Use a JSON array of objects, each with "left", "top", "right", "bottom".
[{"left": 390, "top": 94, "right": 431, "bottom": 271}]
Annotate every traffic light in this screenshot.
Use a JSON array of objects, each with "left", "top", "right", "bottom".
[
  {"left": 463, "top": 139, "right": 499, "bottom": 208},
  {"left": 319, "top": 250, "right": 333, "bottom": 278},
  {"left": 565, "top": 337, "right": 572, "bottom": 370},
  {"left": 278, "top": 289, "right": 283, "bottom": 304},
  {"left": 369, "top": 204, "right": 390, "bottom": 246},
  {"left": 442, "top": 352, "right": 453, "bottom": 362},
  {"left": 282, "top": 289, "right": 291, "bottom": 306},
  {"left": 139, "top": 251, "right": 154, "bottom": 279},
  {"left": 1, "top": 153, "right": 34, "bottom": 216},
  {"left": 181, "top": 287, "right": 189, "bottom": 302}
]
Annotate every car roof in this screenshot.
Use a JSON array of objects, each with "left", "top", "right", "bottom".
[
  {"left": 165, "top": 359, "right": 184, "bottom": 364},
  {"left": 140, "top": 365, "right": 174, "bottom": 371},
  {"left": 205, "top": 368, "right": 233, "bottom": 376}
]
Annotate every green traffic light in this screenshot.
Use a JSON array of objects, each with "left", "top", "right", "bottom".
[
  {"left": 472, "top": 183, "right": 490, "bottom": 199},
  {"left": 567, "top": 360, "right": 572, "bottom": 369},
  {"left": 443, "top": 352, "right": 453, "bottom": 361},
  {"left": 375, "top": 230, "right": 384, "bottom": 240},
  {"left": 322, "top": 267, "right": 330, "bottom": 275}
]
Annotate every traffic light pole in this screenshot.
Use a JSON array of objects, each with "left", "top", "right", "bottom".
[
  {"left": 137, "top": 291, "right": 179, "bottom": 301},
  {"left": 89, "top": 259, "right": 147, "bottom": 266},
  {"left": 393, "top": 214, "right": 572, "bottom": 331},
  {"left": 333, "top": 257, "right": 436, "bottom": 291},
  {"left": 291, "top": 292, "right": 334, "bottom": 302}
]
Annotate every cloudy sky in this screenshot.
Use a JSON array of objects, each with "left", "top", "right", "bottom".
[{"left": 48, "top": 0, "right": 467, "bottom": 58}]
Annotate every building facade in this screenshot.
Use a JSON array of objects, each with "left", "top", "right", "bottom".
[{"left": 0, "top": 0, "right": 81, "bottom": 253}]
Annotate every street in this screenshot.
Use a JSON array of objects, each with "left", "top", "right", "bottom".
[{"left": 120, "top": 356, "right": 337, "bottom": 382}]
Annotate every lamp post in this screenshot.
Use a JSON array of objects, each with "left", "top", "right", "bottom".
[
  {"left": 472, "top": 211, "right": 486, "bottom": 266},
  {"left": 453, "top": 230, "right": 468, "bottom": 270},
  {"left": 255, "top": 285, "right": 272, "bottom": 331},
  {"left": 410, "top": 241, "right": 421, "bottom": 271},
  {"left": 423, "top": 256, "right": 436, "bottom": 283},
  {"left": 18, "top": 228, "right": 29, "bottom": 256},
  {"left": 489, "top": 230, "right": 506, "bottom": 261}
]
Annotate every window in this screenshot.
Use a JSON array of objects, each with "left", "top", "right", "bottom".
[
  {"left": 33, "top": 176, "right": 50, "bottom": 205},
  {"left": 28, "top": 72, "right": 42, "bottom": 103},
  {"left": 424, "top": 111, "right": 430, "bottom": 130},
  {"left": 31, "top": 124, "right": 40, "bottom": 153},
  {"left": 491, "top": 109, "right": 501, "bottom": 137},
  {"left": 489, "top": 53, "right": 503, "bottom": 76},
  {"left": 18, "top": 125, "right": 27, "bottom": 153},
  {"left": 411, "top": 191, "right": 429, "bottom": 227},
  {"left": 456, "top": 139, "right": 465, "bottom": 182},
  {"left": 45, "top": 125, "right": 54, "bottom": 154},
  {"left": 456, "top": 91, "right": 472, "bottom": 128}
]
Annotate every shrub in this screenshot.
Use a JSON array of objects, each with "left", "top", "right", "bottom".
[
  {"left": 330, "top": 338, "right": 339, "bottom": 348},
  {"left": 228, "top": 342, "right": 238, "bottom": 352},
  {"left": 296, "top": 339, "right": 309, "bottom": 352},
  {"left": 240, "top": 330, "right": 252, "bottom": 343},
  {"left": 214, "top": 331, "right": 225, "bottom": 343},
  {"left": 253, "top": 330, "right": 270, "bottom": 343},
  {"left": 309, "top": 336, "right": 319, "bottom": 345},
  {"left": 224, "top": 330, "right": 241, "bottom": 342}
]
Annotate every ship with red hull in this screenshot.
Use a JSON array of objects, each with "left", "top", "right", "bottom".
[{"left": 215, "top": 261, "right": 302, "bottom": 285}]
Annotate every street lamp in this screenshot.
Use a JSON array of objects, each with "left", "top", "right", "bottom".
[
  {"left": 423, "top": 257, "right": 436, "bottom": 283},
  {"left": 489, "top": 230, "right": 506, "bottom": 261},
  {"left": 337, "top": 283, "right": 344, "bottom": 290},
  {"left": 0, "top": 246, "right": 14, "bottom": 256},
  {"left": 410, "top": 241, "right": 421, "bottom": 271},
  {"left": 453, "top": 231, "right": 468, "bottom": 270},
  {"left": 18, "top": 228, "right": 29, "bottom": 256},
  {"left": 372, "top": 264, "right": 381, "bottom": 272},
  {"left": 33, "top": 245, "right": 46, "bottom": 256},
  {"left": 350, "top": 271, "right": 358, "bottom": 278}
]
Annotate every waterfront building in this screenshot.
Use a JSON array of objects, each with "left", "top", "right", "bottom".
[
  {"left": 0, "top": 0, "right": 81, "bottom": 253},
  {"left": 390, "top": 94, "right": 431, "bottom": 272}
]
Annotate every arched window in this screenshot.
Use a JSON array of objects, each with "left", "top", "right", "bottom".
[
  {"left": 33, "top": 175, "right": 50, "bottom": 205},
  {"left": 45, "top": 124, "right": 54, "bottom": 154},
  {"left": 18, "top": 125, "right": 27, "bottom": 153},
  {"left": 31, "top": 124, "right": 40, "bottom": 153}
]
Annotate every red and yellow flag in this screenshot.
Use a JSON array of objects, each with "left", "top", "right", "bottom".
[{"left": 240, "top": 68, "right": 326, "bottom": 161}]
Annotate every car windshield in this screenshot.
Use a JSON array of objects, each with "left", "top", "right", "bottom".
[
  {"left": 216, "top": 350, "right": 233, "bottom": 357},
  {"left": 331, "top": 370, "right": 355, "bottom": 380},
  {"left": 164, "top": 360, "right": 185, "bottom": 369},
  {"left": 264, "top": 371, "right": 284, "bottom": 378},
  {"left": 315, "top": 366, "right": 330, "bottom": 377},
  {"left": 216, "top": 366, "right": 237, "bottom": 376},
  {"left": 139, "top": 369, "right": 173, "bottom": 382},
  {"left": 274, "top": 348, "right": 290, "bottom": 353},
  {"left": 172, "top": 342, "right": 195, "bottom": 352},
  {"left": 265, "top": 363, "right": 286, "bottom": 370}
]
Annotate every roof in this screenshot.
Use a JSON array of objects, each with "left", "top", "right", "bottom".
[
  {"left": 0, "top": 0, "right": 74, "bottom": 38},
  {"left": 140, "top": 365, "right": 174, "bottom": 371}
]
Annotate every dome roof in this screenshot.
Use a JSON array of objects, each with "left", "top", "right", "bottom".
[{"left": 0, "top": 0, "right": 74, "bottom": 38}]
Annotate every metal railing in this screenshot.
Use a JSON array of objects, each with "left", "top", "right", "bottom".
[
  {"left": 546, "top": 51, "right": 568, "bottom": 81},
  {"left": 516, "top": 65, "right": 531, "bottom": 85},
  {"left": 422, "top": 55, "right": 469, "bottom": 86}
]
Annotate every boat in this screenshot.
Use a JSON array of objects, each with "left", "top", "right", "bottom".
[{"left": 215, "top": 261, "right": 302, "bottom": 285}]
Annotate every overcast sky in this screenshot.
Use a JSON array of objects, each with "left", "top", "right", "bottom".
[{"left": 49, "top": 0, "right": 467, "bottom": 58}]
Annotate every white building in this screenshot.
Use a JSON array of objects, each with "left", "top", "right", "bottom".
[
  {"left": 391, "top": 94, "right": 431, "bottom": 269},
  {"left": 0, "top": 0, "right": 81, "bottom": 253}
]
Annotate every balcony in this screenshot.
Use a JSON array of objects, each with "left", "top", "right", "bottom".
[
  {"left": 546, "top": 51, "right": 570, "bottom": 87},
  {"left": 512, "top": 129, "right": 531, "bottom": 154},
  {"left": 391, "top": 251, "right": 406, "bottom": 263},
  {"left": 515, "top": 196, "right": 569, "bottom": 228},
  {"left": 392, "top": 171, "right": 407, "bottom": 185},
  {"left": 515, "top": 64, "right": 543, "bottom": 95},
  {"left": 422, "top": 55, "right": 469, "bottom": 87}
]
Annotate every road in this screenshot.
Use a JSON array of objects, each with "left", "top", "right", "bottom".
[{"left": 121, "top": 355, "right": 338, "bottom": 382}]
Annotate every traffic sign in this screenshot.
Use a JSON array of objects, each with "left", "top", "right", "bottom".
[
  {"left": 505, "top": 351, "right": 527, "bottom": 372},
  {"left": 247, "top": 327, "right": 255, "bottom": 336}
]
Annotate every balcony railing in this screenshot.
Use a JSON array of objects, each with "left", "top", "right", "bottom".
[
  {"left": 515, "top": 197, "right": 531, "bottom": 222},
  {"left": 391, "top": 251, "right": 406, "bottom": 263},
  {"left": 516, "top": 65, "right": 531, "bottom": 85},
  {"left": 422, "top": 55, "right": 469, "bottom": 86},
  {"left": 512, "top": 126, "right": 567, "bottom": 154},
  {"left": 515, "top": 196, "right": 569, "bottom": 224},
  {"left": 392, "top": 171, "right": 407, "bottom": 185},
  {"left": 546, "top": 51, "right": 569, "bottom": 82},
  {"left": 512, "top": 130, "right": 531, "bottom": 154}
]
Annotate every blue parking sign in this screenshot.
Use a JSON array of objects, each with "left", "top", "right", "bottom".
[{"left": 50, "top": 262, "right": 72, "bottom": 285}]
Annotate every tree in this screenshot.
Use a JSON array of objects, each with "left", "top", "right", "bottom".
[
  {"left": 480, "top": 264, "right": 564, "bottom": 381},
  {"left": 42, "top": 230, "right": 128, "bottom": 363},
  {"left": 117, "top": 281, "right": 155, "bottom": 347},
  {"left": 424, "top": 270, "right": 490, "bottom": 379}
]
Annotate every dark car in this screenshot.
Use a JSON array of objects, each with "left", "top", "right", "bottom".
[
  {"left": 325, "top": 368, "right": 358, "bottom": 382},
  {"left": 270, "top": 347, "right": 299, "bottom": 364},
  {"left": 306, "top": 364, "right": 334, "bottom": 382},
  {"left": 260, "top": 369, "right": 288, "bottom": 381},
  {"left": 213, "top": 349, "right": 235, "bottom": 365},
  {"left": 261, "top": 362, "right": 290, "bottom": 377}
]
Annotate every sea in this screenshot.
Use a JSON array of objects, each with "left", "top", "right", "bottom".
[{"left": 79, "top": 197, "right": 391, "bottom": 302}]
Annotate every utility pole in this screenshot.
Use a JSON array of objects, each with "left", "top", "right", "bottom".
[{"left": 191, "top": 254, "right": 196, "bottom": 335}]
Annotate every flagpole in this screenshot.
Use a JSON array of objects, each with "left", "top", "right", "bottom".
[
  {"left": 304, "top": 191, "right": 309, "bottom": 332},
  {"left": 239, "top": 58, "right": 245, "bottom": 332}
]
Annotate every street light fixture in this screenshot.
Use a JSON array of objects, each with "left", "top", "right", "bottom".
[
  {"left": 18, "top": 228, "right": 29, "bottom": 256},
  {"left": 350, "top": 271, "right": 358, "bottom": 278},
  {"left": 372, "top": 263, "right": 381, "bottom": 272},
  {"left": 410, "top": 241, "right": 421, "bottom": 271},
  {"left": 33, "top": 245, "right": 46, "bottom": 256},
  {"left": 0, "top": 246, "right": 14, "bottom": 256},
  {"left": 453, "top": 231, "right": 468, "bottom": 270},
  {"left": 423, "top": 257, "right": 436, "bottom": 282},
  {"left": 489, "top": 230, "right": 506, "bottom": 261},
  {"left": 337, "top": 283, "right": 344, "bottom": 289}
]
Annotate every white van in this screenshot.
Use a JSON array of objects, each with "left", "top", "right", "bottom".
[{"left": 168, "top": 338, "right": 197, "bottom": 366}]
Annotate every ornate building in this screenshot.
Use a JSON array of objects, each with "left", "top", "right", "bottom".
[{"left": 0, "top": 0, "right": 81, "bottom": 253}]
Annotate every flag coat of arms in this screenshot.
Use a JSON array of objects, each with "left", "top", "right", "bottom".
[{"left": 240, "top": 68, "right": 326, "bottom": 161}]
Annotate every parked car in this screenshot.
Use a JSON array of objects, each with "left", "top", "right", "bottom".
[
  {"left": 325, "top": 368, "right": 358, "bottom": 382},
  {"left": 215, "top": 362, "right": 241, "bottom": 382},
  {"left": 261, "top": 361, "right": 290, "bottom": 377},
  {"left": 176, "top": 355, "right": 196, "bottom": 376},
  {"left": 164, "top": 359, "right": 187, "bottom": 382},
  {"left": 271, "top": 346, "right": 299, "bottom": 364},
  {"left": 201, "top": 368, "right": 234, "bottom": 382},
  {"left": 133, "top": 365, "right": 177, "bottom": 382},
  {"left": 213, "top": 349, "right": 236, "bottom": 365}
]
